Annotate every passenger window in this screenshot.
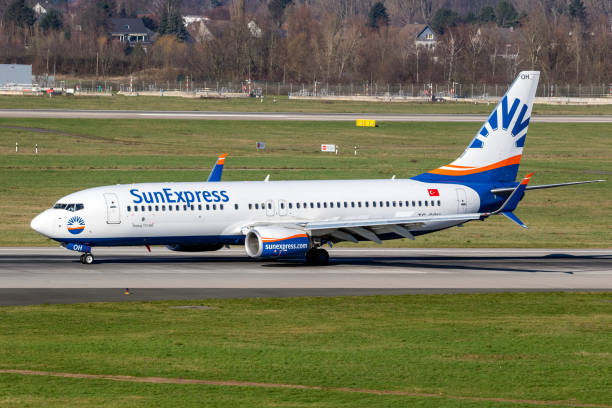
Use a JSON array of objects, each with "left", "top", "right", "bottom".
[
  {"left": 406, "top": 201, "right": 410, "bottom": 206},
  {"left": 330, "top": 202, "right": 333, "bottom": 208},
  {"left": 399, "top": 201, "right": 403, "bottom": 207},
  {"left": 183, "top": 205, "right": 187, "bottom": 211},
  {"left": 268, "top": 203, "right": 272, "bottom": 209},
  {"left": 155, "top": 205, "right": 159, "bottom": 211},
  {"left": 127, "top": 206, "right": 131, "bottom": 212},
  {"left": 280, "top": 202, "right": 284, "bottom": 209},
  {"left": 213, "top": 204, "right": 217, "bottom": 210},
  {"left": 437, "top": 200, "right": 441, "bottom": 206},
  {"left": 365, "top": 202, "right": 369, "bottom": 207},
  {"left": 310, "top": 203, "right": 314, "bottom": 208},
  {"left": 289, "top": 203, "right": 293, "bottom": 209},
  {"left": 412, "top": 201, "right": 416, "bottom": 207},
  {"left": 344, "top": 202, "right": 348, "bottom": 208},
  {"left": 323, "top": 202, "right": 327, "bottom": 208},
  {"left": 254, "top": 203, "right": 258, "bottom": 209},
  {"left": 358, "top": 202, "right": 361, "bottom": 208},
  {"left": 234, "top": 204, "right": 239, "bottom": 210},
  {"left": 175, "top": 205, "right": 179, "bottom": 211},
  {"left": 134, "top": 206, "right": 138, "bottom": 212},
  {"left": 317, "top": 202, "right": 321, "bottom": 208},
  {"left": 191, "top": 205, "right": 195, "bottom": 210},
  {"left": 373, "top": 202, "right": 376, "bottom": 207},
  {"left": 379, "top": 201, "right": 383, "bottom": 207},
  {"left": 418, "top": 201, "right": 422, "bottom": 206},
  {"left": 162, "top": 205, "right": 166, "bottom": 211},
  {"left": 249, "top": 203, "right": 252, "bottom": 210},
  {"left": 296, "top": 203, "right": 300, "bottom": 209},
  {"left": 424, "top": 201, "right": 428, "bottom": 207},
  {"left": 393, "top": 201, "right": 396, "bottom": 207},
  {"left": 168, "top": 206, "right": 172, "bottom": 211},
  {"left": 198, "top": 204, "right": 202, "bottom": 210},
  {"left": 141, "top": 205, "right": 145, "bottom": 211},
  {"left": 206, "top": 204, "right": 210, "bottom": 210},
  {"left": 351, "top": 202, "right": 355, "bottom": 208},
  {"left": 220, "top": 204, "right": 224, "bottom": 210}
]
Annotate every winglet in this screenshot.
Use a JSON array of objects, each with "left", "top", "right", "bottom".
[{"left": 207, "top": 153, "right": 227, "bottom": 182}]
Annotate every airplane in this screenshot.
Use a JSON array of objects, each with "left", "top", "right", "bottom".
[{"left": 31, "top": 71, "right": 603, "bottom": 265}]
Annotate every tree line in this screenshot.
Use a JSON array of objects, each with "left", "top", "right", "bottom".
[{"left": 0, "top": 0, "right": 610, "bottom": 86}]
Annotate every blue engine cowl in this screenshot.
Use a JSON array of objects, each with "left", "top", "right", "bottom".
[{"left": 245, "top": 227, "right": 310, "bottom": 258}]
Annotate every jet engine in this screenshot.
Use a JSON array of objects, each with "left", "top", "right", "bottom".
[
  {"left": 166, "top": 244, "right": 224, "bottom": 252},
  {"left": 245, "top": 226, "right": 310, "bottom": 258}
]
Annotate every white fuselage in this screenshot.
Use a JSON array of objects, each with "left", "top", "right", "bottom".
[{"left": 31, "top": 179, "right": 480, "bottom": 246}]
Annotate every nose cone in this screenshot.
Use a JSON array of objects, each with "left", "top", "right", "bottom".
[{"left": 31, "top": 211, "right": 51, "bottom": 237}]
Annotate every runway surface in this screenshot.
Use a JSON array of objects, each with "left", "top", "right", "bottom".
[
  {"left": 1, "top": 248, "right": 610, "bottom": 305},
  {"left": 0, "top": 109, "right": 610, "bottom": 122}
]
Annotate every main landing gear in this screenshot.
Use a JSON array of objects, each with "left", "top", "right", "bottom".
[
  {"left": 305, "top": 247, "right": 329, "bottom": 265},
  {"left": 80, "top": 253, "right": 94, "bottom": 264}
]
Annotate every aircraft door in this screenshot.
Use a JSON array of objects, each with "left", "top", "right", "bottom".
[
  {"left": 104, "top": 193, "right": 121, "bottom": 224},
  {"left": 278, "top": 199, "right": 287, "bottom": 216},
  {"left": 455, "top": 188, "right": 468, "bottom": 213},
  {"left": 265, "top": 199, "right": 275, "bottom": 216}
]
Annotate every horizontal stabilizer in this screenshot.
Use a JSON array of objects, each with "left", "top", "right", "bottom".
[
  {"left": 491, "top": 179, "right": 605, "bottom": 195},
  {"left": 492, "top": 172, "right": 533, "bottom": 214},
  {"left": 501, "top": 212, "right": 528, "bottom": 229}
]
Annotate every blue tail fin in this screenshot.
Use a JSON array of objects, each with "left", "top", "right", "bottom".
[{"left": 413, "top": 71, "right": 540, "bottom": 184}]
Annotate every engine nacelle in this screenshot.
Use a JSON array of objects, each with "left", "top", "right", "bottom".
[
  {"left": 166, "top": 244, "right": 224, "bottom": 252},
  {"left": 245, "top": 226, "right": 310, "bottom": 258}
]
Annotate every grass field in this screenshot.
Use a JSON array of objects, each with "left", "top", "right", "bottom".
[
  {"left": 0, "top": 117, "right": 609, "bottom": 247},
  {"left": 1, "top": 94, "right": 611, "bottom": 115},
  {"left": 0, "top": 292, "right": 611, "bottom": 407}
]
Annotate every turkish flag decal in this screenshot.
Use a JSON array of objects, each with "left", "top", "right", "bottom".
[{"left": 428, "top": 189, "right": 440, "bottom": 196}]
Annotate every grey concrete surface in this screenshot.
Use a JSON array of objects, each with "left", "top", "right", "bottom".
[
  {"left": 0, "top": 109, "right": 610, "bottom": 122},
  {"left": 1, "top": 247, "right": 610, "bottom": 288},
  {"left": 1, "top": 247, "right": 610, "bottom": 305}
]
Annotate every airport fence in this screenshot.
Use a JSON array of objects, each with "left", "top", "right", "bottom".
[{"left": 12, "top": 77, "right": 612, "bottom": 101}]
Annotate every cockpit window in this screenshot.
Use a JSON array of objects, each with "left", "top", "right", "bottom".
[{"left": 53, "top": 203, "right": 84, "bottom": 212}]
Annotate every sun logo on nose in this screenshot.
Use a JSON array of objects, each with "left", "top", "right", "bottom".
[{"left": 67, "top": 216, "right": 85, "bottom": 235}]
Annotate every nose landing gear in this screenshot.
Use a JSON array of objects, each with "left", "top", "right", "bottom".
[{"left": 80, "top": 253, "right": 94, "bottom": 264}]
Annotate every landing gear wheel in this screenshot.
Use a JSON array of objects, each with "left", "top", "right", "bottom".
[
  {"left": 83, "top": 253, "right": 94, "bottom": 264},
  {"left": 315, "top": 248, "right": 329, "bottom": 265},
  {"left": 80, "top": 254, "right": 85, "bottom": 263},
  {"left": 306, "top": 248, "right": 329, "bottom": 266}
]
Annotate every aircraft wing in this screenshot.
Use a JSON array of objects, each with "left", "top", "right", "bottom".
[{"left": 244, "top": 213, "right": 482, "bottom": 244}]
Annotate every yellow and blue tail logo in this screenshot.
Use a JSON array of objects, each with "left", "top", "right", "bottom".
[{"left": 413, "top": 71, "right": 540, "bottom": 184}]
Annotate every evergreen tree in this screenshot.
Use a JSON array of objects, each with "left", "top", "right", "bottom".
[
  {"left": 3, "top": 0, "right": 35, "bottom": 28},
  {"left": 142, "top": 16, "right": 157, "bottom": 32},
  {"left": 431, "top": 7, "right": 459, "bottom": 34},
  {"left": 158, "top": 9, "right": 188, "bottom": 42},
  {"left": 268, "top": 0, "right": 292, "bottom": 27},
  {"left": 477, "top": 6, "right": 495, "bottom": 23},
  {"left": 39, "top": 9, "right": 63, "bottom": 32},
  {"left": 495, "top": 0, "right": 519, "bottom": 28},
  {"left": 367, "top": 2, "right": 389, "bottom": 29},
  {"left": 568, "top": 0, "right": 587, "bottom": 24}
]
